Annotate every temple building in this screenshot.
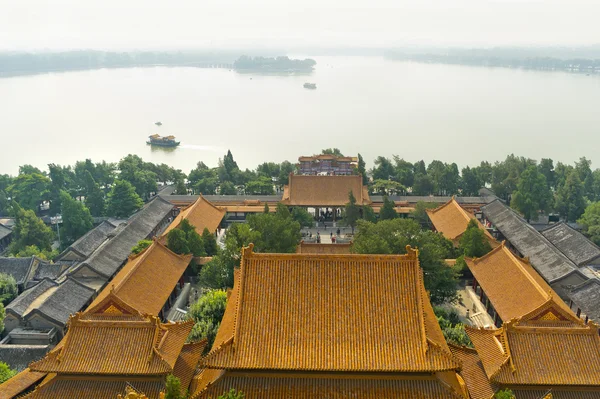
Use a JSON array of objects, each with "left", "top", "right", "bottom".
[
  {"left": 88, "top": 239, "right": 192, "bottom": 319},
  {"left": 297, "top": 154, "right": 358, "bottom": 175},
  {"left": 295, "top": 241, "right": 353, "bottom": 254},
  {"left": 427, "top": 197, "right": 498, "bottom": 247},
  {"left": 465, "top": 242, "right": 577, "bottom": 327},
  {"left": 162, "top": 194, "right": 226, "bottom": 236},
  {"left": 460, "top": 306, "right": 600, "bottom": 398},
  {"left": 16, "top": 292, "right": 205, "bottom": 399},
  {"left": 188, "top": 245, "right": 469, "bottom": 398}
]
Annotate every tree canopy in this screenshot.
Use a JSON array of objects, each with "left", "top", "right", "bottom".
[
  {"left": 0, "top": 273, "right": 18, "bottom": 306},
  {"left": 578, "top": 202, "right": 600, "bottom": 246},
  {"left": 555, "top": 170, "right": 587, "bottom": 222},
  {"left": 187, "top": 289, "right": 227, "bottom": 350},
  {"left": 510, "top": 165, "right": 552, "bottom": 221},
  {"left": 131, "top": 239, "right": 153, "bottom": 255},
  {"left": 379, "top": 196, "right": 397, "bottom": 221},
  {"left": 352, "top": 218, "right": 458, "bottom": 304},
  {"left": 343, "top": 191, "right": 361, "bottom": 233},
  {"left": 106, "top": 180, "right": 144, "bottom": 218},
  {"left": 459, "top": 219, "right": 492, "bottom": 258},
  {"left": 59, "top": 191, "right": 93, "bottom": 245},
  {"left": 9, "top": 205, "right": 54, "bottom": 256},
  {"left": 0, "top": 360, "right": 16, "bottom": 384}
]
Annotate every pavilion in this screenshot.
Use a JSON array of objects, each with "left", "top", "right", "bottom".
[
  {"left": 162, "top": 194, "right": 226, "bottom": 235},
  {"left": 188, "top": 245, "right": 469, "bottom": 398}
]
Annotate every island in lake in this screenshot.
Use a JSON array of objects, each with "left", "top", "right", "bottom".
[{"left": 233, "top": 55, "right": 316, "bottom": 72}]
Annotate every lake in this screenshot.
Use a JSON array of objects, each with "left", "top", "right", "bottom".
[{"left": 1, "top": 56, "right": 600, "bottom": 175}]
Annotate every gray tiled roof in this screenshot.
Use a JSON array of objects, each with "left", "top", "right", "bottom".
[
  {"left": 482, "top": 200, "right": 579, "bottom": 283},
  {"left": 0, "top": 344, "right": 51, "bottom": 371},
  {"left": 0, "top": 257, "right": 34, "bottom": 285},
  {"left": 540, "top": 223, "right": 600, "bottom": 267},
  {"left": 569, "top": 278, "right": 600, "bottom": 322},
  {"left": 57, "top": 220, "right": 117, "bottom": 260},
  {"left": 30, "top": 277, "right": 96, "bottom": 325},
  {"left": 371, "top": 195, "right": 491, "bottom": 204},
  {"left": 6, "top": 279, "right": 58, "bottom": 318},
  {"left": 0, "top": 223, "right": 11, "bottom": 241},
  {"left": 76, "top": 196, "right": 173, "bottom": 278}
]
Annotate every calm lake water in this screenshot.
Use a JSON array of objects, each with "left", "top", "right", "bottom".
[{"left": 1, "top": 56, "right": 600, "bottom": 175}]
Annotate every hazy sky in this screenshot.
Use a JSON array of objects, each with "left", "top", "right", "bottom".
[{"left": 1, "top": 0, "right": 599, "bottom": 50}]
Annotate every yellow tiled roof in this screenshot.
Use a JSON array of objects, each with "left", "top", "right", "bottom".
[
  {"left": 202, "top": 245, "right": 459, "bottom": 373},
  {"left": 281, "top": 174, "right": 371, "bottom": 206},
  {"left": 0, "top": 368, "right": 46, "bottom": 399},
  {"left": 467, "top": 318, "right": 600, "bottom": 386},
  {"left": 89, "top": 239, "right": 192, "bottom": 316},
  {"left": 295, "top": 241, "right": 353, "bottom": 254},
  {"left": 466, "top": 242, "right": 576, "bottom": 322},
  {"left": 173, "top": 341, "right": 208, "bottom": 394},
  {"left": 163, "top": 195, "right": 225, "bottom": 235},
  {"left": 427, "top": 197, "right": 496, "bottom": 243},
  {"left": 449, "top": 345, "right": 496, "bottom": 399},
  {"left": 29, "top": 293, "right": 195, "bottom": 375},
  {"left": 192, "top": 372, "right": 467, "bottom": 399},
  {"left": 19, "top": 375, "right": 165, "bottom": 399}
]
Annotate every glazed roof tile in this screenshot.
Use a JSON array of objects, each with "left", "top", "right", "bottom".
[
  {"left": 467, "top": 319, "right": 600, "bottom": 386},
  {"left": 202, "top": 246, "right": 459, "bottom": 373},
  {"left": 295, "top": 242, "right": 352, "bottom": 254},
  {"left": 29, "top": 293, "right": 194, "bottom": 375},
  {"left": 427, "top": 197, "right": 496, "bottom": 242},
  {"left": 0, "top": 368, "right": 46, "bottom": 399},
  {"left": 172, "top": 341, "right": 207, "bottom": 393},
  {"left": 89, "top": 240, "right": 191, "bottom": 316},
  {"left": 466, "top": 243, "right": 575, "bottom": 322},
  {"left": 192, "top": 373, "right": 466, "bottom": 399},
  {"left": 162, "top": 195, "right": 225, "bottom": 236},
  {"left": 20, "top": 375, "right": 165, "bottom": 399},
  {"left": 281, "top": 174, "right": 371, "bottom": 206},
  {"left": 448, "top": 345, "right": 496, "bottom": 399}
]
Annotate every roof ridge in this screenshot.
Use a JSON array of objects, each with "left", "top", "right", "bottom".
[{"left": 233, "top": 245, "right": 253, "bottom": 346}]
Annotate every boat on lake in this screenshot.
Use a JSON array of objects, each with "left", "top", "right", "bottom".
[
  {"left": 147, "top": 134, "right": 180, "bottom": 147},
  {"left": 155, "top": 121, "right": 162, "bottom": 126},
  {"left": 303, "top": 82, "right": 317, "bottom": 89}
]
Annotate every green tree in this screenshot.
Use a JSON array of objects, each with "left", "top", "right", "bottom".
[
  {"left": 8, "top": 173, "right": 51, "bottom": 212},
  {"left": 555, "top": 170, "right": 586, "bottom": 222},
  {"left": 202, "top": 228, "right": 219, "bottom": 256},
  {"left": 510, "top": 165, "right": 552, "bottom": 222},
  {"left": 187, "top": 290, "right": 227, "bottom": 349},
  {"left": 538, "top": 158, "right": 555, "bottom": 189},
  {"left": 277, "top": 161, "right": 295, "bottom": 187},
  {"left": 356, "top": 153, "right": 368, "bottom": 185},
  {"left": 187, "top": 231, "right": 206, "bottom": 258},
  {"left": 0, "top": 274, "right": 17, "bottom": 306},
  {"left": 9, "top": 206, "right": 54, "bottom": 255},
  {"left": 362, "top": 205, "right": 377, "bottom": 223},
  {"left": 344, "top": 191, "right": 361, "bottom": 233},
  {"left": 379, "top": 196, "right": 397, "bottom": 221},
  {"left": 199, "top": 252, "right": 236, "bottom": 289},
  {"left": 434, "top": 307, "right": 472, "bottom": 347},
  {"left": 459, "top": 219, "right": 492, "bottom": 257},
  {"left": 131, "top": 239, "right": 152, "bottom": 255},
  {"left": 219, "top": 181, "right": 237, "bottom": 195},
  {"left": 321, "top": 148, "right": 343, "bottom": 156},
  {"left": 353, "top": 219, "right": 458, "bottom": 304},
  {"left": 411, "top": 201, "right": 438, "bottom": 226},
  {"left": 0, "top": 360, "right": 17, "bottom": 384},
  {"left": 292, "top": 207, "right": 314, "bottom": 228},
  {"left": 578, "top": 202, "right": 600, "bottom": 246},
  {"left": 106, "top": 180, "right": 144, "bottom": 218},
  {"left": 245, "top": 177, "right": 274, "bottom": 195},
  {"left": 461, "top": 166, "right": 483, "bottom": 196},
  {"left": 167, "top": 229, "right": 191, "bottom": 255},
  {"left": 371, "top": 179, "right": 406, "bottom": 196},
  {"left": 412, "top": 173, "right": 435, "bottom": 195},
  {"left": 174, "top": 178, "right": 187, "bottom": 195},
  {"left": 473, "top": 161, "right": 493, "bottom": 186},
  {"left": 14, "top": 245, "right": 57, "bottom": 260},
  {"left": 60, "top": 191, "right": 93, "bottom": 245},
  {"left": 164, "top": 374, "right": 185, "bottom": 399},
  {"left": 393, "top": 157, "right": 415, "bottom": 187},
  {"left": 247, "top": 207, "right": 301, "bottom": 253},
  {"left": 189, "top": 162, "right": 219, "bottom": 195},
  {"left": 83, "top": 171, "right": 105, "bottom": 217},
  {"left": 494, "top": 389, "right": 515, "bottom": 399},
  {"left": 371, "top": 156, "right": 395, "bottom": 181}
]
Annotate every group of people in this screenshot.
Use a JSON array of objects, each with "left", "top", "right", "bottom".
[{"left": 307, "top": 228, "right": 342, "bottom": 244}]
